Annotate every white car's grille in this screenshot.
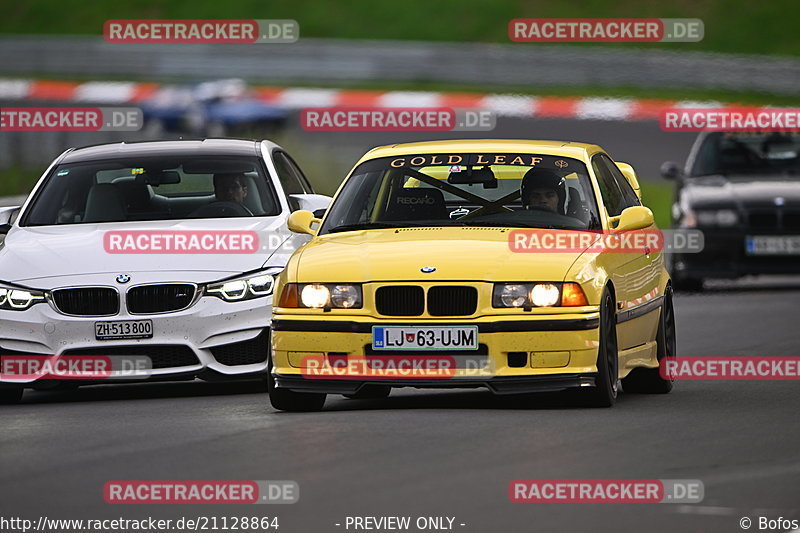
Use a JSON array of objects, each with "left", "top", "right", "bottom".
[
  {"left": 126, "top": 284, "right": 196, "bottom": 314},
  {"left": 51, "top": 287, "right": 119, "bottom": 316}
]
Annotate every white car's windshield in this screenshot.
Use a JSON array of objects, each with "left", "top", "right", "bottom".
[
  {"left": 320, "top": 153, "right": 601, "bottom": 235},
  {"left": 23, "top": 155, "right": 280, "bottom": 226}
]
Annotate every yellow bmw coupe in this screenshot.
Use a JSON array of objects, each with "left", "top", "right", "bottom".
[{"left": 268, "top": 140, "right": 675, "bottom": 411}]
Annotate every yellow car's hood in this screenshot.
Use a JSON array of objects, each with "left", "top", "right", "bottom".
[{"left": 295, "top": 227, "right": 589, "bottom": 282}]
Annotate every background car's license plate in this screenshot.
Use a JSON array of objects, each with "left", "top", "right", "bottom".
[
  {"left": 95, "top": 320, "right": 153, "bottom": 340},
  {"left": 372, "top": 326, "right": 478, "bottom": 350},
  {"left": 746, "top": 235, "right": 800, "bottom": 255}
]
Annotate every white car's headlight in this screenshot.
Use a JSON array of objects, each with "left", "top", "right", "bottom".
[
  {"left": 0, "top": 285, "right": 47, "bottom": 311},
  {"left": 206, "top": 269, "right": 281, "bottom": 302}
]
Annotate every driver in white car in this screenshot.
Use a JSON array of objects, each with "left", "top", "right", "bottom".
[{"left": 214, "top": 173, "right": 253, "bottom": 214}]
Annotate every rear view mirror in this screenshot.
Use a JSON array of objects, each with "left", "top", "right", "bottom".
[
  {"left": 448, "top": 166, "right": 497, "bottom": 188},
  {"left": 144, "top": 170, "right": 181, "bottom": 186}
]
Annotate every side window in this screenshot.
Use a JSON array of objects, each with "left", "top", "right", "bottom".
[
  {"left": 592, "top": 155, "right": 625, "bottom": 217},
  {"left": 599, "top": 154, "right": 641, "bottom": 208},
  {"left": 273, "top": 151, "right": 311, "bottom": 197}
]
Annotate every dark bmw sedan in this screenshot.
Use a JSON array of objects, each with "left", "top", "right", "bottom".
[{"left": 662, "top": 132, "right": 800, "bottom": 290}]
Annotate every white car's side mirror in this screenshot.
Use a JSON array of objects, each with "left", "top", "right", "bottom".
[
  {"left": 0, "top": 206, "right": 20, "bottom": 235},
  {"left": 288, "top": 194, "right": 331, "bottom": 216}
]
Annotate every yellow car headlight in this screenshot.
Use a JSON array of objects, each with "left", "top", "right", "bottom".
[
  {"left": 493, "top": 282, "right": 588, "bottom": 308},
  {"left": 301, "top": 284, "right": 330, "bottom": 308},
  {"left": 530, "top": 283, "right": 561, "bottom": 307},
  {"left": 279, "top": 283, "right": 363, "bottom": 309}
]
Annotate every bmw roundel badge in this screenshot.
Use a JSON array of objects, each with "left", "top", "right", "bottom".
[
  {"left": 420, "top": 266, "right": 437, "bottom": 273},
  {"left": 116, "top": 274, "right": 131, "bottom": 284}
]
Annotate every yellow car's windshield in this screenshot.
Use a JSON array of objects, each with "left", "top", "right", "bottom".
[{"left": 320, "top": 153, "right": 601, "bottom": 234}]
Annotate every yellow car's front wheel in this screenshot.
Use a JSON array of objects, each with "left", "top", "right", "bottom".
[{"left": 584, "top": 290, "right": 619, "bottom": 408}]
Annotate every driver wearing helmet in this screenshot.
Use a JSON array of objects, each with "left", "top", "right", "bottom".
[{"left": 520, "top": 167, "right": 566, "bottom": 215}]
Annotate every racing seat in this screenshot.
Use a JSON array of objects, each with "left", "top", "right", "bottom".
[
  {"left": 383, "top": 187, "right": 448, "bottom": 221},
  {"left": 83, "top": 183, "right": 128, "bottom": 223}
]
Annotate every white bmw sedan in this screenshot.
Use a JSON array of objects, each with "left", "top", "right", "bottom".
[{"left": 0, "top": 139, "right": 330, "bottom": 404}]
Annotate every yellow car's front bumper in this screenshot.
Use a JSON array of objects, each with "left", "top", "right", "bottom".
[{"left": 271, "top": 312, "right": 601, "bottom": 395}]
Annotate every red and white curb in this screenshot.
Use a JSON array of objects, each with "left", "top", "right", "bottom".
[{"left": 0, "top": 78, "right": 729, "bottom": 121}]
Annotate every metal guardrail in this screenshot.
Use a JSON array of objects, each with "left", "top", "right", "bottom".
[{"left": 1, "top": 35, "right": 799, "bottom": 95}]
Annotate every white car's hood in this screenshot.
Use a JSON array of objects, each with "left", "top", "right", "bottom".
[{"left": 0, "top": 218, "right": 291, "bottom": 288}]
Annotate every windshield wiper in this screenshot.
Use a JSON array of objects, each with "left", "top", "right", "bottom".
[
  {"left": 455, "top": 220, "right": 589, "bottom": 230},
  {"left": 327, "top": 222, "right": 412, "bottom": 233}
]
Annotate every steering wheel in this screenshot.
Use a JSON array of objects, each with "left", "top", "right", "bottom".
[{"left": 190, "top": 201, "right": 253, "bottom": 218}]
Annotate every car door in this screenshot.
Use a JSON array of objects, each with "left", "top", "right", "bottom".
[{"left": 592, "top": 153, "right": 660, "bottom": 354}]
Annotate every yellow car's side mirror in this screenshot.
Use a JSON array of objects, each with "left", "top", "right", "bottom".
[
  {"left": 287, "top": 210, "right": 321, "bottom": 235},
  {"left": 614, "top": 206, "right": 655, "bottom": 232}
]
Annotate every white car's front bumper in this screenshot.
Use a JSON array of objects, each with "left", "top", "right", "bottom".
[{"left": 0, "top": 293, "right": 271, "bottom": 386}]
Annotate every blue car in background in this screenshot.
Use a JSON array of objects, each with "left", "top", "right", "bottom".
[{"left": 140, "top": 79, "right": 288, "bottom": 137}]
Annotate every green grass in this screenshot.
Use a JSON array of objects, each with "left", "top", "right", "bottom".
[
  {"left": 640, "top": 180, "right": 673, "bottom": 229},
  {"left": 0, "top": 167, "right": 40, "bottom": 198},
  {"left": 2, "top": 0, "right": 800, "bottom": 56}
]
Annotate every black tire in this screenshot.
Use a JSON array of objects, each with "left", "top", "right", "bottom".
[
  {"left": 585, "top": 290, "right": 619, "bottom": 407},
  {"left": 343, "top": 385, "right": 391, "bottom": 400},
  {"left": 266, "top": 351, "right": 326, "bottom": 412},
  {"left": 0, "top": 387, "right": 23, "bottom": 405},
  {"left": 622, "top": 286, "right": 676, "bottom": 394},
  {"left": 269, "top": 385, "right": 326, "bottom": 412}
]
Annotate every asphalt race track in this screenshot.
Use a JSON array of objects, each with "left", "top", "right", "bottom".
[{"left": 1, "top": 120, "right": 798, "bottom": 533}]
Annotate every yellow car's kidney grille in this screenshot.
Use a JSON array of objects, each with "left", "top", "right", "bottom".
[
  {"left": 374, "top": 285, "right": 478, "bottom": 317},
  {"left": 428, "top": 286, "right": 478, "bottom": 316},
  {"left": 375, "top": 286, "right": 425, "bottom": 316}
]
